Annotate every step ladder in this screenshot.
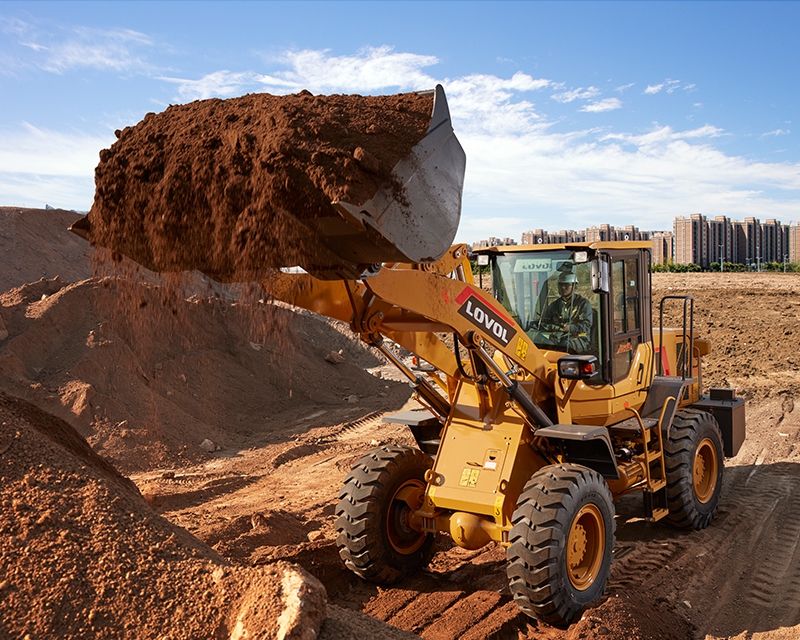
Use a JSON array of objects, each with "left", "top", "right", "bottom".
[{"left": 635, "top": 414, "right": 668, "bottom": 521}]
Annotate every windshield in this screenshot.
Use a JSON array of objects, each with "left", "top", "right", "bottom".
[{"left": 491, "top": 249, "right": 603, "bottom": 377}]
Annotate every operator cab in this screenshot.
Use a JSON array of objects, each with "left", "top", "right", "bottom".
[{"left": 477, "top": 243, "right": 653, "bottom": 386}]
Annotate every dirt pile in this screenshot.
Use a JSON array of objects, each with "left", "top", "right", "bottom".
[
  {"left": 0, "top": 273, "right": 410, "bottom": 473},
  {"left": 0, "top": 391, "right": 329, "bottom": 640},
  {"left": 81, "top": 90, "right": 433, "bottom": 279},
  {"left": 0, "top": 207, "right": 92, "bottom": 292}
]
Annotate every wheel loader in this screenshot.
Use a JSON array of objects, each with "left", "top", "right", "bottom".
[{"left": 73, "top": 84, "right": 746, "bottom": 625}]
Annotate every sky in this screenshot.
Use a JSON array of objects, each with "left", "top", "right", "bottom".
[{"left": 1, "top": 1, "right": 799, "bottom": 244}]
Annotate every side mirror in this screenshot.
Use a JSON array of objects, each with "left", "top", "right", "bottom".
[{"left": 591, "top": 258, "right": 609, "bottom": 293}]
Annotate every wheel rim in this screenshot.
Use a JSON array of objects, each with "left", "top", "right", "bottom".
[
  {"left": 386, "top": 479, "right": 426, "bottom": 555},
  {"left": 694, "top": 437, "right": 718, "bottom": 504},
  {"left": 567, "top": 503, "right": 605, "bottom": 591}
]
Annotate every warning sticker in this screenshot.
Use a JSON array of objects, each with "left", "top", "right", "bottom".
[
  {"left": 515, "top": 337, "right": 528, "bottom": 361},
  {"left": 459, "top": 468, "right": 480, "bottom": 487}
]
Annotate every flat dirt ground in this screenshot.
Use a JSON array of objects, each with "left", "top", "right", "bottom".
[{"left": 2, "top": 208, "right": 800, "bottom": 639}]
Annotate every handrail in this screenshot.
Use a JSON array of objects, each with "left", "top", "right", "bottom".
[{"left": 657, "top": 295, "right": 694, "bottom": 379}]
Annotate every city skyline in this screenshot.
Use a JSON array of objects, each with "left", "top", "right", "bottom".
[{"left": 470, "top": 214, "right": 799, "bottom": 266}]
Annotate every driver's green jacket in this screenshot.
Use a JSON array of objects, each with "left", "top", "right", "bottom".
[{"left": 540, "top": 294, "right": 593, "bottom": 353}]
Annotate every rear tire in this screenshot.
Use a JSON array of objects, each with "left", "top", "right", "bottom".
[
  {"left": 335, "top": 444, "right": 434, "bottom": 584},
  {"left": 664, "top": 408, "right": 724, "bottom": 529},
  {"left": 506, "top": 463, "right": 615, "bottom": 626}
]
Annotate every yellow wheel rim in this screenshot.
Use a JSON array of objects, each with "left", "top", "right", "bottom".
[
  {"left": 567, "top": 503, "right": 605, "bottom": 591},
  {"left": 694, "top": 437, "right": 718, "bottom": 504},
  {"left": 386, "top": 479, "right": 426, "bottom": 555}
]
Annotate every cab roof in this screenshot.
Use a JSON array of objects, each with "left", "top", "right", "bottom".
[{"left": 472, "top": 241, "right": 653, "bottom": 254}]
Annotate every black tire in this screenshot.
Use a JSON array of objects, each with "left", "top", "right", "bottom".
[
  {"left": 664, "top": 408, "right": 724, "bottom": 530},
  {"left": 506, "top": 463, "right": 615, "bottom": 626},
  {"left": 335, "top": 444, "right": 434, "bottom": 584}
]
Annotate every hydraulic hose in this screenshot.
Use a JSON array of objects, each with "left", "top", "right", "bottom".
[
  {"left": 469, "top": 340, "right": 553, "bottom": 429},
  {"left": 375, "top": 342, "right": 451, "bottom": 419}
]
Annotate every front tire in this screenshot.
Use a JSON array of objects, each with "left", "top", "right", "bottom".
[
  {"left": 506, "top": 463, "right": 615, "bottom": 626},
  {"left": 335, "top": 444, "right": 434, "bottom": 584},
  {"left": 664, "top": 408, "right": 724, "bottom": 529}
]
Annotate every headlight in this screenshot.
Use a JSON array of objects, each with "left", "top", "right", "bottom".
[{"left": 557, "top": 355, "right": 598, "bottom": 380}]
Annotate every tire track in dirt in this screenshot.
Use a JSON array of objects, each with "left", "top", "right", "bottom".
[
  {"left": 651, "top": 463, "right": 800, "bottom": 637},
  {"left": 607, "top": 540, "right": 677, "bottom": 591},
  {"left": 337, "top": 544, "right": 533, "bottom": 640}
]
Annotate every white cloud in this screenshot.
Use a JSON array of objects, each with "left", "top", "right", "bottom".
[
  {"left": 615, "top": 83, "right": 635, "bottom": 93},
  {"left": 158, "top": 70, "right": 268, "bottom": 101},
  {"left": 0, "top": 123, "right": 112, "bottom": 176},
  {"left": 160, "top": 46, "right": 442, "bottom": 101},
  {"left": 0, "top": 123, "right": 113, "bottom": 209},
  {"left": 645, "top": 79, "right": 686, "bottom": 95},
  {"left": 444, "top": 72, "right": 551, "bottom": 136},
  {"left": 762, "top": 129, "right": 790, "bottom": 137},
  {"left": 42, "top": 27, "right": 153, "bottom": 73},
  {"left": 551, "top": 86, "right": 600, "bottom": 103},
  {"left": 601, "top": 124, "right": 725, "bottom": 146},
  {"left": 8, "top": 24, "right": 155, "bottom": 74},
  {"left": 0, "top": 16, "right": 29, "bottom": 37},
  {"left": 261, "top": 46, "right": 440, "bottom": 93},
  {"left": 580, "top": 98, "right": 622, "bottom": 113},
  {"left": 0, "top": 172, "right": 94, "bottom": 210}
]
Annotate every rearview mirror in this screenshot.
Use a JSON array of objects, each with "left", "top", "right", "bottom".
[{"left": 591, "top": 258, "right": 609, "bottom": 293}]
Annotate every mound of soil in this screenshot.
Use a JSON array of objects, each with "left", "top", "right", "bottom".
[
  {"left": 0, "top": 207, "right": 92, "bottom": 293},
  {"left": 0, "top": 274, "right": 410, "bottom": 473},
  {"left": 0, "top": 391, "right": 328, "bottom": 640},
  {"left": 83, "top": 90, "right": 433, "bottom": 279}
]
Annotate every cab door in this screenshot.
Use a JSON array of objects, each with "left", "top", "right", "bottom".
[{"left": 609, "top": 250, "right": 652, "bottom": 384}]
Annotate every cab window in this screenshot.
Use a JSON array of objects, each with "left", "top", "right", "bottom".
[{"left": 611, "top": 256, "right": 641, "bottom": 382}]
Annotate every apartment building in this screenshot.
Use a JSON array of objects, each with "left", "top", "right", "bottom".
[
  {"left": 651, "top": 231, "right": 674, "bottom": 265},
  {"left": 674, "top": 215, "right": 793, "bottom": 268}
]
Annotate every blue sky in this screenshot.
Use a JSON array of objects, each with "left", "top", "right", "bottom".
[{"left": 1, "top": 1, "right": 799, "bottom": 244}]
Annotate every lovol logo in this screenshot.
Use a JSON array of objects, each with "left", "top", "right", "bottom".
[{"left": 457, "top": 294, "right": 515, "bottom": 346}]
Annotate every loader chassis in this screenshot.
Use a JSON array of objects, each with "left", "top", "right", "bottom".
[{"left": 268, "top": 240, "right": 744, "bottom": 625}]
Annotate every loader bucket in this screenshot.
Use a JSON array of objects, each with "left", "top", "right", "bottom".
[
  {"left": 311, "top": 85, "right": 466, "bottom": 276},
  {"left": 72, "top": 85, "right": 465, "bottom": 281}
]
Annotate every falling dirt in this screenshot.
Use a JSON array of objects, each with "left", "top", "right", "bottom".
[{"left": 2, "top": 208, "right": 800, "bottom": 639}]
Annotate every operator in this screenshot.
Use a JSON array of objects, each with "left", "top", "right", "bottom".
[{"left": 539, "top": 272, "right": 593, "bottom": 353}]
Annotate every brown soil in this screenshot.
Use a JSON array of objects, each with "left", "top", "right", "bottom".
[
  {"left": 84, "top": 91, "right": 432, "bottom": 279},
  {"left": 0, "top": 207, "right": 92, "bottom": 292},
  {"left": 0, "top": 390, "right": 329, "bottom": 640},
  {"left": 2, "top": 208, "right": 800, "bottom": 639}
]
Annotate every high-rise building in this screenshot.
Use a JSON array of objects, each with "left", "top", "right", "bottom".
[
  {"left": 761, "top": 219, "right": 791, "bottom": 264},
  {"left": 672, "top": 215, "right": 791, "bottom": 269},
  {"left": 651, "top": 231, "right": 674, "bottom": 265},
  {"left": 790, "top": 224, "right": 800, "bottom": 263},
  {"left": 743, "top": 218, "right": 762, "bottom": 269},
  {"left": 674, "top": 214, "right": 708, "bottom": 267},
  {"left": 708, "top": 216, "right": 733, "bottom": 265}
]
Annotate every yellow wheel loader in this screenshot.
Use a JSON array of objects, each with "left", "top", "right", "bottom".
[
  {"left": 266, "top": 240, "right": 745, "bottom": 624},
  {"left": 73, "top": 84, "right": 745, "bottom": 625}
]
